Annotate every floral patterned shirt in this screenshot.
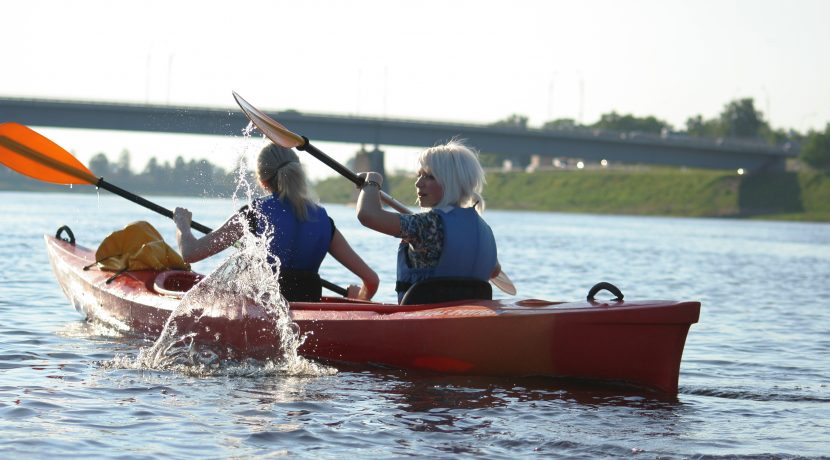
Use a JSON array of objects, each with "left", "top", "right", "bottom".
[{"left": 399, "top": 210, "right": 444, "bottom": 269}]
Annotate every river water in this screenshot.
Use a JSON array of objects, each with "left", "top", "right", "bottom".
[{"left": 1, "top": 190, "right": 828, "bottom": 459}]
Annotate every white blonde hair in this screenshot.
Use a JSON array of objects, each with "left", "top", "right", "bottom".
[
  {"left": 419, "top": 138, "right": 486, "bottom": 213},
  {"left": 257, "top": 143, "right": 316, "bottom": 220}
]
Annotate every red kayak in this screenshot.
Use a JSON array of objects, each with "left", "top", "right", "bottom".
[{"left": 45, "top": 233, "right": 700, "bottom": 395}]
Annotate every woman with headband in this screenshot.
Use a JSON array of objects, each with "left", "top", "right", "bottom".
[{"left": 173, "top": 143, "right": 379, "bottom": 302}]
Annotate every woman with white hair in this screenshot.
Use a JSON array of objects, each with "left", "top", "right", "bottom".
[
  {"left": 356, "top": 139, "right": 501, "bottom": 303},
  {"left": 173, "top": 142, "right": 379, "bottom": 302}
]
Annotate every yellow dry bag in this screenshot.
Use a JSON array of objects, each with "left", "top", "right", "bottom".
[{"left": 94, "top": 221, "right": 190, "bottom": 272}]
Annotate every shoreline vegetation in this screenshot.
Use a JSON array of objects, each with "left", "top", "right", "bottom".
[
  {"left": 318, "top": 168, "right": 830, "bottom": 222},
  {"left": 3, "top": 96, "right": 828, "bottom": 221},
  {"left": 6, "top": 165, "right": 827, "bottom": 222}
]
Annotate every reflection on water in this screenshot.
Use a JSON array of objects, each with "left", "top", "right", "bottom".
[
  {"left": 57, "top": 317, "right": 127, "bottom": 339},
  {"left": 378, "top": 373, "right": 683, "bottom": 416}
]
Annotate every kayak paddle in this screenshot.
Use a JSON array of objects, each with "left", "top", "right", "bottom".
[
  {"left": 0, "top": 122, "right": 213, "bottom": 233},
  {"left": 0, "top": 122, "right": 349, "bottom": 297},
  {"left": 233, "top": 92, "right": 412, "bottom": 214},
  {"left": 231, "top": 92, "right": 517, "bottom": 296}
]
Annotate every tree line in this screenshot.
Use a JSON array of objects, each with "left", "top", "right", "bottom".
[
  {"left": 488, "top": 97, "right": 830, "bottom": 170},
  {"left": 0, "top": 149, "right": 245, "bottom": 197},
  {"left": 87, "top": 151, "right": 242, "bottom": 196}
]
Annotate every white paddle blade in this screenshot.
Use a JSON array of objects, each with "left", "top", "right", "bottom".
[
  {"left": 491, "top": 270, "right": 517, "bottom": 296},
  {"left": 233, "top": 92, "right": 305, "bottom": 148}
]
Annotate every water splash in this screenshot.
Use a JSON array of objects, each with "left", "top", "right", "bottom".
[
  {"left": 242, "top": 121, "right": 257, "bottom": 137},
  {"left": 108, "top": 138, "right": 335, "bottom": 378}
]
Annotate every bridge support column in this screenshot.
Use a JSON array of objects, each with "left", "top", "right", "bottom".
[
  {"left": 353, "top": 146, "right": 386, "bottom": 181},
  {"left": 351, "top": 146, "right": 386, "bottom": 200},
  {"left": 754, "top": 156, "right": 787, "bottom": 173}
]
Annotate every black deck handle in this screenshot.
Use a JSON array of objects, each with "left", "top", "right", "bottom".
[
  {"left": 587, "top": 282, "right": 624, "bottom": 302},
  {"left": 56, "top": 225, "right": 75, "bottom": 245}
]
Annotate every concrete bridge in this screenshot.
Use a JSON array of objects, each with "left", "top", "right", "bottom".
[{"left": 0, "top": 97, "right": 797, "bottom": 173}]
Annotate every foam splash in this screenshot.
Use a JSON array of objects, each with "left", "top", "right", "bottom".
[
  {"left": 107, "top": 138, "right": 335, "bottom": 378},
  {"left": 242, "top": 121, "right": 257, "bottom": 137}
]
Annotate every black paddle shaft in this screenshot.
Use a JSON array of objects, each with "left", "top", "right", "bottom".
[
  {"left": 298, "top": 138, "right": 365, "bottom": 187},
  {"left": 97, "top": 179, "right": 349, "bottom": 297},
  {"left": 97, "top": 178, "right": 212, "bottom": 234},
  {"left": 297, "top": 137, "right": 412, "bottom": 215}
]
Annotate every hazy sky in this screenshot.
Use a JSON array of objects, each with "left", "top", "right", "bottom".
[{"left": 3, "top": 0, "right": 829, "bottom": 179}]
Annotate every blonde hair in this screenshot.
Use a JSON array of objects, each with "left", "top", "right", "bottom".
[
  {"left": 257, "top": 143, "right": 315, "bottom": 220},
  {"left": 419, "top": 138, "right": 486, "bottom": 214}
]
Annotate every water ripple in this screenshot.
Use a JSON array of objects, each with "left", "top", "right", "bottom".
[{"left": 1, "top": 195, "right": 829, "bottom": 458}]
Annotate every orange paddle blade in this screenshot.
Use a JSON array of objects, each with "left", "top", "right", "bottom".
[
  {"left": 232, "top": 92, "right": 305, "bottom": 149},
  {"left": 0, "top": 123, "right": 98, "bottom": 185}
]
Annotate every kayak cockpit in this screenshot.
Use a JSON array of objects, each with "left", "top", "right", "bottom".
[{"left": 152, "top": 270, "right": 205, "bottom": 298}]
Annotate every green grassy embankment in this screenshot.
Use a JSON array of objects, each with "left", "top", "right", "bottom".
[
  {"left": 315, "top": 168, "right": 830, "bottom": 222},
  {"left": 5, "top": 166, "right": 827, "bottom": 221}
]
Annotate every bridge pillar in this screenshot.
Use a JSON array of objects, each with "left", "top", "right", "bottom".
[
  {"left": 352, "top": 146, "right": 386, "bottom": 180},
  {"left": 756, "top": 156, "right": 787, "bottom": 173},
  {"left": 351, "top": 146, "right": 386, "bottom": 200}
]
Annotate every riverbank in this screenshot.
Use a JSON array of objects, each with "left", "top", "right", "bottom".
[
  {"left": 315, "top": 168, "right": 830, "bottom": 222},
  {"left": 4, "top": 167, "right": 828, "bottom": 221}
]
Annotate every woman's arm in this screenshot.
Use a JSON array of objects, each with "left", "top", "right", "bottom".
[
  {"left": 355, "top": 172, "right": 401, "bottom": 237},
  {"left": 174, "top": 207, "right": 244, "bottom": 263},
  {"left": 328, "top": 229, "right": 379, "bottom": 300}
]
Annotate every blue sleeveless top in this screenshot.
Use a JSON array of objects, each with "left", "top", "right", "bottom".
[
  {"left": 396, "top": 207, "right": 497, "bottom": 302},
  {"left": 251, "top": 195, "right": 332, "bottom": 272}
]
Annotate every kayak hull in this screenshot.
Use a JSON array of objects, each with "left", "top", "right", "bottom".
[{"left": 45, "top": 235, "right": 700, "bottom": 394}]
